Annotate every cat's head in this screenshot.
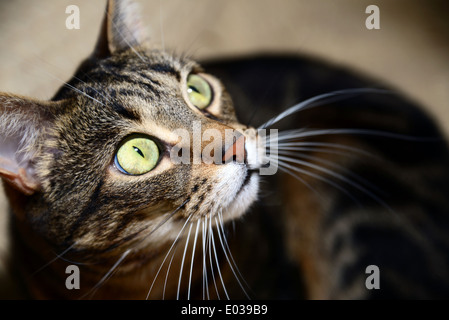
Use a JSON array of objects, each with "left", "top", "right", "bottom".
[{"left": 0, "top": 0, "right": 264, "bottom": 258}]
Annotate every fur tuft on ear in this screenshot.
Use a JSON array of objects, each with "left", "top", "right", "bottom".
[
  {"left": 0, "top": 93, "right": 57, "bottom": 195},
  {"left": 94, "top": 0, "right": 149, "bottom": 58}
]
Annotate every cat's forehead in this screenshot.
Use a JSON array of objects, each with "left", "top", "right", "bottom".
[
  {"left": 101, "top": 49, "right": 198, "bottom": 79},
  {"left": 58, "top": 49, "right": 205, "bottom": 127},
  {"left": 57, "top": 49, "right": 199, "bottom": 102}
]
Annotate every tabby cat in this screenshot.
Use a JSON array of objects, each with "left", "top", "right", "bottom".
[{"left": 1, "top": 0, "right": 449, "bottom": 299}]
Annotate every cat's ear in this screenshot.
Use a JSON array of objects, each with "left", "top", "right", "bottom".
[
  {"left": 94, "top": 0, "right": 149, "bottom": 58},
  {"left": 0, "top": 93, "right": 59, "bottom": 195}
]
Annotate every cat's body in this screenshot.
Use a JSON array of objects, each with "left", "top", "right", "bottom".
[
  {"left": 204, "top": 56, "right": 449, "bottom": 299},
  {"left": 1, "top": 0, "right": 449, "bottom": 299}
]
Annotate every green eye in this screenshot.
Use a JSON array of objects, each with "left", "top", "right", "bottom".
[
  {"left": 186, "top": 74, "right": 212, "bottom": 109},
  {"left": 115, "top": 136, "right": 159, "bottom": 175}
]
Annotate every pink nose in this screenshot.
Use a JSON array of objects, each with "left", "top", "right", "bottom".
[{"left": 222, "top": 134, "right": 246, "bottom": 164}]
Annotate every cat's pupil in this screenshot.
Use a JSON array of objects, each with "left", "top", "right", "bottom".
[
  {"left": 188, "top": 85, "right": 200, "bottom": 94},
  {"left": 133, "top": 146, "right": 144, "bottom": 158}
]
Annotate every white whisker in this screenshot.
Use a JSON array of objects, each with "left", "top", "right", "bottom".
[
  {"left": 209, "top": 217, "right": 229, "bottom": 300},
  {"left": 276, "top": 128, "right": 434, "bottom": 142},
  {"left": 187, "top": 220, "right": 201, "bottom": 300},
  {"left": 276, "top": 164, "right": 325, "bottom": 201},
  {"left": 217, "top": 211, "right": 253, "bottom": 295},
  {"left": 162, "top": 243, "right": 178, "bottom": 300},
  {"left": 274, "top": 141, "right": 375, "bottom": 158},
  {"left": 215, "top": 215, "right": 251, "bottom": 299},
  {"left": 31, "top": 242, "right": 78, "bottom": 276},
  {"left": 277, "top": 150, "right": 384, "bottom": 196},
  {"left": 177, "top": 222, "right": 193, "bottom": 300},
  {"left": 146, "top": 213, "right": 193, "bottom": 299},
  {"left": 36, "top": 67, "right": 106, "bottom": 106},
  {"left": 81, "top": 248, "right": 131, "bottom": 299},
  {"left": 207, "top": 216, "right": 220, "bottom": 299},
  {"left": 259, "top": 88, "right": 390, "bottom": 129},
  {"left": 270, "top": 157, "right": 361, "bottom": 206},
  {"left": 277, "top": 154, "right": 392, "bottom": 212},
  {"left": 202, "top": 217, "right": 210, "bottom": 300}
]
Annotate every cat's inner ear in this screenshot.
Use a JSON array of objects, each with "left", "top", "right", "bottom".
[
  {"left": 94, "top": 0, "right": 149, "bottom": 58},
  {"left": 0, "top": 94, "right": 57, "bottom": 195}
]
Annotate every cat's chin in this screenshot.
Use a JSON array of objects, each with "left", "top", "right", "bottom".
[{"left": 219, "top": 169, "right": 260, "bottom": 223}]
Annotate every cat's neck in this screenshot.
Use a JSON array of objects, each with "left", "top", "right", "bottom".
[{"left": 5, "top": 184, "right": 210, "bottom": 299}]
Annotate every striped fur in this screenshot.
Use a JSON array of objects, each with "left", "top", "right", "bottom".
[{"left": 1, "top": 0, "right": 449, "bottom": 299}]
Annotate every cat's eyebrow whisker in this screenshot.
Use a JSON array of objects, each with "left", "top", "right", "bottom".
[
  {"left": 35, "top": 66, "right": 106, "bottom": 106},
  {"left": 258, "top": 88, "right": 391, "bottom": 129},
  {"left": 30, "top": 53, "right": 112, "bottom": 106}
]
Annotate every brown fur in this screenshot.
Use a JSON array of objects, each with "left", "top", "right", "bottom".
[{"left": 2, "top": 0, "right": 449, "bottom": 300}]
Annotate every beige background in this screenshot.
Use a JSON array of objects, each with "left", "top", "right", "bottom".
[{"left": 0, "top": 0, "right": 448, "bottom": 292}]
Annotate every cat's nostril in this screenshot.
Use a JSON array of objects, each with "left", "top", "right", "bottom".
[{"left": 222, "top": 134, "right": 246, "bottom": 164}]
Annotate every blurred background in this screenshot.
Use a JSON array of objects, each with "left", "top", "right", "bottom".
[{"left": 0, "top": 0, "right": 448, "bottom": 294}]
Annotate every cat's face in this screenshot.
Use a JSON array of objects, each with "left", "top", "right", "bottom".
[
  {"left": 0, "top": 0, "right": 264, "bottom": 260},
  {"left": 38, "top": 48, "right": 261, "bottom": 254}
]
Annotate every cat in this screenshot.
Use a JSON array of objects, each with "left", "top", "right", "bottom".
[{"left": 1, "top": 0, "right": 449, "bottom": 299}]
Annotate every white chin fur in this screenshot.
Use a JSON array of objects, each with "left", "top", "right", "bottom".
[{"left": 214, "top": 164, "right": 259, "bottom": 223}]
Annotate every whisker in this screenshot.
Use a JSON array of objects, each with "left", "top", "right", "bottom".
[
  {"left": 162, "top": 243, "right": 178, "bottom": 300},
  {"left": 187, "top": 219, "right": 201, "bottom": 300},
  {"left": 259, "top": 88, "right": 391, "bottom": 129},
  {"left": 274, "top": 141, "right": 376, "bottom": 158},
  {"left": 144, "top": 198, "right": 191, "bottom": 241},
  {"left": 36, "top": 66, "right": 106, "bottom": 106},
  {"left": 277, "top": 150, "right": 385, "bottom": 196},
  {"left": 215, "top": 215, "right": 251, "bottom": 299},
  {"left": 177, "top": 222, "right": 193, "bottom": 300},
  {"left": 217, "top": 211, "right": 253, "bottom": 296},
  {"left": 270, "top": 157, "right": 362, "bottom": 206},
  {"left": 30, "top": 53, "right": 113, "bottom": 105},
  {"left": 278, "top": 146, "right": 360, "bottom": 159},
  {"left": 276, "top": 128, "right": 438, "bottom": 142},
  {"left": 202, "top": 217, "right": 210, "bottom": 300},
  {"left": 81, "top": 248, "right": 131, "bottom": 299},
  {"left": 207, "top": 216, "right": 220, "bottom": 299},
  {"left": 209, "top": 216, "right": 229, "bottom": 300},
  {"left": 31, "top": 242, "right": 78, "bottom": 276},
  {"left": 146, "top": 212, "right": 193, "bottom": 299},
  {"left": 277, "top": 154, "right": 393, "bottom": 212},
  {"left": 277, "top": 164, "right": 325, "bottom": 200}
]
